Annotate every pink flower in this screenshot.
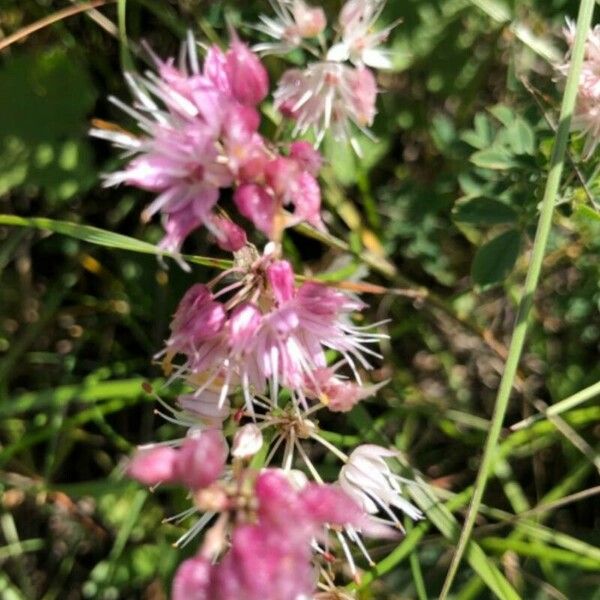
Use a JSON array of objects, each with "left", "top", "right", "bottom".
[
  {"left": 91, "top": 36, "right": 269, "bottom": 252},
  {"left": 225, "top": 39, "right": 270, "bottom": 106},
  {"left": 166, "top": 284, "right": 227, "bottom": 359},
  {"left": 126, "top": 446, "right": 178, "bottom": 485},
  {"left": 174, "top": 430, "right": 229, "bottom": 490},
  {"left": 162, "top": 257, "right": 383, "bottom": 411},
  {"left": 170, "top": 469, "right": 367, "bottom": 600},
  {"left": 274, "top": 62, "right": 378, "bottom": 147},
  {"left": 234, "top": 148, "right": 325, "bottom": 236},
  {"left": 171, "top": 556, "right": 211, "bottom": 600},
  {"left": 303, "top": 366, "right": 387, "bottom": 412},
  {"left": 127, "top": 430, "right": 227, "bottom": 490},
  {"left": 210, "top": 523, "right": 314, "bottom": 600},
  {"left": 300, "top": 482, "right": 365, "bottom": 525},
  {"left": 234, "top": 183, "right": 279, "bottom": 237},
  {"left": 254, "top": 0, "right": 327, "bottom": 55},
  {"left": 172, "top": 556, "right": 211, "bottom": 600},
  {"left": 207, "top": 215, "right": 248, "bottom": 252},
  {"left": 290, "top": 140, "right": 323, "bottom": 176}
]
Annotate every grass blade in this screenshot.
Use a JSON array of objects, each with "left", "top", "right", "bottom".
[
  {"left": 439, "top": 1, "right": 597, "bottom": 596},
  {"left": 0, "top": 214, "right": 232, "bottom": 270}
]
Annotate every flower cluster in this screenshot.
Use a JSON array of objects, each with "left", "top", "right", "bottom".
[
  {"left": 94, "top": 3, "right": 421, "bottom": 598},
  {"left": 257, "top": 0, "right": 396, "bottom": 150},
  {"left": 92, "top": 35, "right": 323, "bottom": 254},
  {"left": 162, "top": 247, "right": 383, "bottom": 414},
  {"left": 130, "top": 440, "right": 369, "bottom": 600},
  {"left": 559, "top": 19, "right": 600, "bottom": 158}
]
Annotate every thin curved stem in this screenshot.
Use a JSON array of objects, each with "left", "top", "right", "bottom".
[{"left": 439, "top": 1, "right": 597, "bottom": 597}]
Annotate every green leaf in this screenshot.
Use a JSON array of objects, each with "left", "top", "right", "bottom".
[
  {"left": 461, "top": 114, "right": 494, "bottom": 149},
  {"left": 454, "top": 198, "right": 517, "bottom": 225},
  {"left": 575, "top": 204, "right": 600, "bottom": 223},
  {"left": 471, "top": 146, "right": 517, "bottom": 170},
  {"left": 472, "top": 229, "right": 521, "bottom": 287},
  {"left": 510, "top": 118, "right": 536, "bottom": 155},
  {"left": 488, "top": 104, "right": 515, "bottom": 128}
]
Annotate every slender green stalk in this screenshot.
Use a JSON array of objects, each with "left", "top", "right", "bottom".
[
  {"left": 406, "top": 518, "right": 428, "bottom": 600},
  {"left": 117, "top": 0, "right": 134, "bottom": 71},
  {"left": 511, "top": 379, "right": 600, "bottom": 430},
  {"left": 439, "top": 1, "right": 596, "bottom": 597}
]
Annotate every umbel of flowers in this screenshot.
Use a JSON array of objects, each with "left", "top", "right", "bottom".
[{"left": 94, "top": 1, "right": 423, "bottom": 597}]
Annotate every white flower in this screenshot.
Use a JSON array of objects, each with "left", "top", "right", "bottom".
[
  {"left": 327, "top": 0, "right": 398, "bottom": 69},
  {"left": 339, "top": 444, "right": 423, "bottom": 527},
  {"left": 232, "top": 423, "right": 264, "bottom": 459},
  {"left": 254, "top": 0, "right": 326, "bottom": 55}
]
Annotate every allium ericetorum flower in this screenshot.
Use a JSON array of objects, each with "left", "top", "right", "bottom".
[{"left": 91, "top": 2, "right": 423, "bottom": 598}]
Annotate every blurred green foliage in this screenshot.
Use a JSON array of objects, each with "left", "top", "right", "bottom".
[{"left": 1, "top": 0, "right": 599, "bottom": 599}]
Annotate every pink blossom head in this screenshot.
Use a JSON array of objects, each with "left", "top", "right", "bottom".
[
  {"left": 210, "top": 522, "right": 315, "bottom": 600},
  {"left": 255, "top": 470, "right": 307, "bottom": 532}
]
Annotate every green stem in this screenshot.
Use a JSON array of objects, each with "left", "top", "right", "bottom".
[
  {"left": 117, "top": 0, "right": 134, "bottom": 71},
  {"left": 510, "top": 379, "right": 600, "bottom": 430},
  {"left": 438, "top": 1, "right": 596, "bottom": 597}
]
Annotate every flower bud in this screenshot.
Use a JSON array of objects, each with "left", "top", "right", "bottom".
[
  {"left": 225, "top": 40, "right": 269, "bottom": 106},
  {"left": 209, "top": 216, "right": 248, "bottom": 252},
  {"left": 293, "top": 2, "right": 327, "bottom": 38},
  {"left": 127, "top": 446, "right": 178, "bottom": 486},
  {"left": 267, "top": 260, "right": 296, "bottom": 304},
  {"left": 174, "top": 430, "right": 228, "bottom": 490},
  {"left": 348, "top": 66, "right": 378, "bottom": 127},
  {"left": 228, "top": 303, "right": 263, "bottom": 353},
  {"left": 172, "top": 556, "right": 211, "bottom": 600},
  {"left": 232, "top": 423, "right": 264, "bottom": 459},
  {"left": 234, "top": 183, "right": 277, "bottom": 236},
  {"left": 290, "top": 141, "right": 323, "bottom": 176}
]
